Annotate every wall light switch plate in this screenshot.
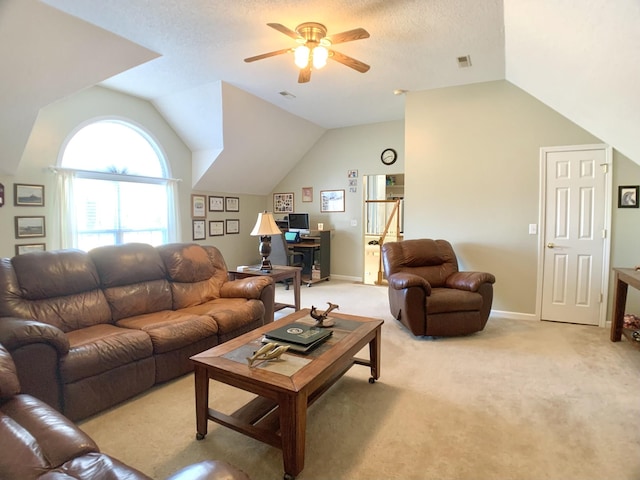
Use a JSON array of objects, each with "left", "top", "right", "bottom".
[
  {"left": 351, "top": 219, "right": 358, "bottom": 227},
  {"left": 528, "top": 224, "right": 537, "bottom": 235}
]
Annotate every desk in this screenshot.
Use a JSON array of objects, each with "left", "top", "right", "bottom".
[
  {"left": 229, "top": 265, "right": 301, "bottom": 312},
  {"left": 289, "top": 230, "right": 331, "bottom": 286},
  {"left": 610, "top": 267, "right": 640, "bottom": 349}
]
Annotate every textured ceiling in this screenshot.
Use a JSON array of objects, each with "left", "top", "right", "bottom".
[{"left": 41, "top": 0, "right": 506, "bottom": 129}]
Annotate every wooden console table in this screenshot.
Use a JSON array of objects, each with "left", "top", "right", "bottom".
[{"left": 610, "top": 267, "right": 640, "bottom": 349}]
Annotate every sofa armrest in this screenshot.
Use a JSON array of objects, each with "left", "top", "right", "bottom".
[
  {"left": 220, "top": 277, "right": 275, "bottom": 325},
  {"left": 387, "top": 272, "right": 432, "bottom": 295},
  {"left": 445, "top": 272, "right": 496, "bottom": 292},
  {"left": 0, "top": 317, "right": 69, "bottom": 354},
  {"left": 219, "top": 276, "right": 274, "bottom": 300}
]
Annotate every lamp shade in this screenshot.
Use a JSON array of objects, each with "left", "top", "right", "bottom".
[{"left": 250, "top": 211, "right": 282, "bottom": 236}]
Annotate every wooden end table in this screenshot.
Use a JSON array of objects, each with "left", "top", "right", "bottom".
[
  {"left": 611, "top": 267, "right": 640, "bottom": 350},
  {"left": 190, "top": 309, "right": 383, "bottom": 479},
  {"left": 229, "top": 265, "right": 301, "bottom": 312}
]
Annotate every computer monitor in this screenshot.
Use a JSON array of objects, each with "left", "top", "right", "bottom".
[{"left": 287, "top": 213, "right": 310, "bottom": 234}]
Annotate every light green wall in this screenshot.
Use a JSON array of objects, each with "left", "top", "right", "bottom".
[
  {"left": 0, "top": 86, "right": 267, "bottom": 269},
  {"left": 271, "top": 121, "right": 405, "bottom": 280},
  {"left": 404, "top": 80, "right": 602, "bottom": 315}
]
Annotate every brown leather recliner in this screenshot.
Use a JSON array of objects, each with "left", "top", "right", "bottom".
[
  {"left": 0, "top": 342, "right": 250, "bottom": 480},
  {"left": 381, "top": 239, "right": 496, "bottom": 337}
]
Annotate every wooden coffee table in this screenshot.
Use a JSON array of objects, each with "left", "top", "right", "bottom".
[{"left": 190, "top": 309, "right": 383, "bottom": 480}]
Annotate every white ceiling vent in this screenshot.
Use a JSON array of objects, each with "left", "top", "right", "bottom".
[
  {"left": 279, "top": 91, "right": 296, "bottom": 99},
  {"left": 457, "top": 55, "right": 472, "bottom": 68}
]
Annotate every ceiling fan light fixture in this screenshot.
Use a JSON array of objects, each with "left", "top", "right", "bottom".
[
  {"left": 312, "top": 45, "right": 328, "bottom": 69},
  {"left": 294, "top": 45, "right": 310, "bottom": 68}
]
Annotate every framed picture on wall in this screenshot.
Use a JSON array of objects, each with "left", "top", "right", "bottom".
[
  {"left": 618, "top": 185, "right": 639, "bottom": 208},
  {"left": 15, "top": 243, "right": 46, "bottom": 255},
  {"left": 225, "top": 196, "right": 239, "bottom": 212},
  {"left": 302, "top": 187, "right": 313, "bottom": 203},
  {"left": 226, "top": 219, "right": 240, "bottom": 234},
  {"left": 15, "top": 216, "right": 46, "bottom": 238},
  {"left": 192, "top": 220, "right": 206, "bottom": 240},
  {"left": 208, "top": 195, "right": 224, "bottom": 212},
  {"left": 274, "top": 192, "right": 294, "bottom": 213},
  {"left": 191, "top": 194, "right": 206, "bottom": 218},
  {"left": 320, "top": 189, "right": 345, "bottom": 213},
  {"left": 14, "top": 183, "right": 45, "bottom": 206},
  {"left": 209, "top": 220, "right": 224, "bottom": 236}
]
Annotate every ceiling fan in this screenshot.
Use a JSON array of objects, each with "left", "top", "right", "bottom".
[{"left": 244, "top": 22, "right": 370, "bottom": 83}]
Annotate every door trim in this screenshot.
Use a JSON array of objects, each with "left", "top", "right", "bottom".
[{"left": 535, "top": 144, "right": 613, "bottom": 327}]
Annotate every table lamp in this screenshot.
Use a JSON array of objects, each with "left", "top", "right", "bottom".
[{"left": 250, "top": 211, "right": 282, "bottom": 272}]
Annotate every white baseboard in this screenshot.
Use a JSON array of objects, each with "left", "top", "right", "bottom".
[
  {"left": 490, "top": 310, "right": 538, "bottom": 321},
  {"left": 329, "top": 274, "right": 363, "bottom": 282}
]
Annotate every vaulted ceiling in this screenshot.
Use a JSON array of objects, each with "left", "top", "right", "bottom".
[{"left": 1, "top": 0, "right": 638, "bottom": 194}]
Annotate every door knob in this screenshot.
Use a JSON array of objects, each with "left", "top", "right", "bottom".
[{"left": 547, "top": 243, "right": 555, "bottom": 248}]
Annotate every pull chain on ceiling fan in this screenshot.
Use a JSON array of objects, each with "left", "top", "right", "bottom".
[{"left": 244, "top": 22, "right": 370, "bottom": 83}]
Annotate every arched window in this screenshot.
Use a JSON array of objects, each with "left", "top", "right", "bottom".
[{"left": 58, "top": 119, "right": 178, "bottom": 251}]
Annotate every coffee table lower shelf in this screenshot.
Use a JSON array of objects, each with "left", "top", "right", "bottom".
[{"left": 197, "top": 356, "right": 370, "bottom": 441}]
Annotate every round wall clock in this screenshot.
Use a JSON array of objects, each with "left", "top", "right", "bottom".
[{"left": 381, "top": 148, "right": 397, "bottom": 165}]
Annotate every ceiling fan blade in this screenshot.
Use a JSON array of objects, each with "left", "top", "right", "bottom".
[
  {"left": 244, "top": 48, "right": 292, "bottom": 63},
  {"left": 327, "top": 28, "right": 369, "bottom": 45},
  {"left": 329, "top": 50, "right": 370, "bottom": 73},
  {"left": 267, "top": 23, "right": 301, "bottom": 40},
  {"left": 298, "top": 65, "right": 311, "bottom": 83}
]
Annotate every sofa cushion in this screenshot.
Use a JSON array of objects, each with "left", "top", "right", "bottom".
[
  {"left": 90, "top": 244, "right": 172, "bottom": 321},
  {"left": 11, "top": 249, "right": 100, "bottom": 300},
  {"left": 61, "top": 324, "right": 153, "bottom": 383},
  {"left": 158, "top": 244, "right": 229, "bottom": 309},
  {"left": 383, "top": 239, "right": 459, "bottom": 288},
  {"left": 116, "top": 310, "right": 218, "bottom": 354},
  {"left": 103, "top": 279, "right": 173, "bottom": 321},
  {"left": 90, "top": 243, "right": 167, "bottom": 287},
  {"left": 180, "top": 298, "right": 265, "bottom": 335},
  {"left": 1, "top": 251, "right": 112, "bottom": 332},
  {"left": 158, "top": 243, "right": 216, "bottom": 283},
  {"left": 426, "top": 288, "right": 483, "bottom": 314}
]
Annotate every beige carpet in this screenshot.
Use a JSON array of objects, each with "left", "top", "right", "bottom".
[{"left": 79, "top": 280, "right": 640, "bottom": 480}]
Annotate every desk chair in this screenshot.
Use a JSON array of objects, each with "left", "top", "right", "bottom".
[{"left": 269, "top": 234, "right": 304, "bottom": 289}]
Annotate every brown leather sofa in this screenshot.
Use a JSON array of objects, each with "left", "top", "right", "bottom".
[
  {"left": 0, "top": 242, "right": 274, "bottom": 421},
  {"left": 0, "top": 342, "right": 250, "bottom": 480},
  {"left": 382, "top": 239, "right": 495, "bottom": 336}
]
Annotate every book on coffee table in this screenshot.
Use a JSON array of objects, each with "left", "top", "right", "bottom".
[{"left": 263, "top": 322, "right": 333, "bottom": 352}]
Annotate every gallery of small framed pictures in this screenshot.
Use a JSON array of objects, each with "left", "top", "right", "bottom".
[
  {"left": 13, "top": 183, "right": 47, "bottom": 255},
  {"left": 192, "top": 193, "right": 241, "bottom": 239}
]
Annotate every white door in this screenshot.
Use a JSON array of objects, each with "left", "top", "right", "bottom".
[{"left": 540, "top": 146, "right": 611, "bottom": 325}]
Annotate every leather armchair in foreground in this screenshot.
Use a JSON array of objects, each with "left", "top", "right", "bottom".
[
  {"left": 0, "top": 342, "right": 250, "bottom": 480},
  {"left": 381, "top": 239, "right": 495, "bottom": 337}
]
